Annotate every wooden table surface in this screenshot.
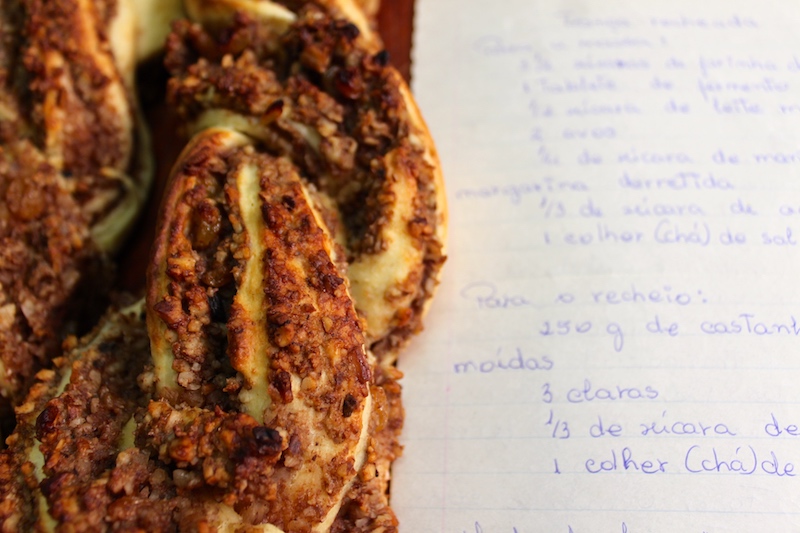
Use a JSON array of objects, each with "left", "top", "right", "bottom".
[{"left": 117, "top": 1, "right": 416, "bottom": 291}]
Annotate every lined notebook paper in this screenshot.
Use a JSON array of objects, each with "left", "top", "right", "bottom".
[{"left": 392, "top": 0, "right": 800, "bottom": 531}]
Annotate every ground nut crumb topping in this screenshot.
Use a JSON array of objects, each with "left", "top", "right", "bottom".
[
  {"left": 0, "top": 2, "right": 446, "bottom": 531},
  {"left": 0, "top": 0, "right": 150, "bottom": 416},
  {"left": 165, "top": 4, "right": 445, "bottom": 358},
  {"left": 144, "top": 128, "right": 374, "bottom": 530}
]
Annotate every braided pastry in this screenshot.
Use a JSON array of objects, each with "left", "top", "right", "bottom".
[
  {"left": 132, "top": 0, "right": 380, "bottom": 63},
  {"left": 0, "top": 0, "right": 153, "bottom": 412},
  {"left": 165, "top": 0, "right": 446, "bottom": 362},
  {"left": 147, "top": 126, "right": 375, "bottom": 528},
  {"left": 0, "top": 129, "right": 405, "bottom": 531},
  {"left": 0, "top": 0, "right": 444, "bottom": 530}
]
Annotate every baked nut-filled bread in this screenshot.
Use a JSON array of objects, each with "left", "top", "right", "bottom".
[
  {"left": 0, "top": 0, "right": 153, "bottom": 412},
  {"left": 147, "top": 127, "right": 374, "bottom": 529},
  {"left": 0, "top": 301, "right": 151, "bottom": 532},
  {"left": 0, "top": 0, "right": 443, "bottom": 529},
  {"left": 132, "top": 0, "right": 381, "bottom": 63},
  {"left": 166, "top": 0, "right": 447, "bottom": 363},
  {"left": 0, "top": 127, "right": 405, "bottom": 532}
]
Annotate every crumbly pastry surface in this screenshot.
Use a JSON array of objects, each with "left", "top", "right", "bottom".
[
  {"left": 1, "top": 1, "right": 443, "bottom": 530},
  {"left": 0, "top": 0, "right": 152, "bottom": 413},
  {"left": 166, "top": 0, "right": 446, "bottom": 363},
  {"left": 148, "top": 127, "right": 374, "bottom": 530},
  {"left": 0, "top": 305, "right": 403, "bottom": 532},
  {"left": 0, "top": 130, "right": 404, "bottom": 532}
]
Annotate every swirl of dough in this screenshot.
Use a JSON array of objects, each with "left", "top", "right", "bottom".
[
  {"left": 0, "top": 0, "right": 153, "bottom": 412},
  {"left": 0, "top": 2, "right": 440, "bottom": 531},
  {"left": 0, "top": 127, "right": 404, "bottom": 532},
  {"left": 146, "top": 127, "right": 374, "bottom": 530},
  {"left": 165, "top": 0, "right": 447, "bottom": 363}
]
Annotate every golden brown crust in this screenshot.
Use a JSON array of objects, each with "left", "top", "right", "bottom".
[
  {"left": 0, "top": 302, "right": 150, "bottom": 532},
  {"left": 0, "top": 128, "right": 383, "bottom": 531},
  {"left": 145, "top": 128, "right": 250, "bottom": 409},
  {"left": 1, "top": 2, "right": 442, "bottom": 530},
  {"left": 165, "top": 1, "right": 446, "bottom": 361},
  {"left": 153, "top": 2, "right": 444, "bottom": 526},
  {"left": 146, "top": 126, "right": 374, "bottom": 530},
  {"left": 24, "top": 0, "right": 130, "bottom": 184},
  {"left": 330, "top": 363, "right": 403, "bottom": 533},
  {"left": 0, "top": 140, "right": 98, "bottom": 416},
  {"left": 0, "top": 302, "right": 403, "bottom": 532},
  {"left": 0, "top": 0, "right": 152, "bottom": 414},
  {"left": 19, "top": 0, "right": 151, "bottom": 241}
]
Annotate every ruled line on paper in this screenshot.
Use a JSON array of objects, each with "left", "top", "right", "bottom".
[{"left": 395, "top": 0, "right": 800, "bottom": 531}]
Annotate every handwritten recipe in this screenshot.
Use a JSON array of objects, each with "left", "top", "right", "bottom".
[{"left": 392, "top": 0, "right": 800, "bottom": 531}]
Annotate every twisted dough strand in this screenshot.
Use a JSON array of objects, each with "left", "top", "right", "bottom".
[
  {"left": 0, "top": 127, "right": 404, "bottom": 531},
  {"left": 147, "top": 127, "right": 374, "bottom": 530},
  {"left": 0, "top": 0, "right": 152, "bottom": 414},
  {"left": 0, "top": 2, "right": 440, "bottom": 531},
  {"left": 167, "top": 0, "right": 447, "bottom": 362}
]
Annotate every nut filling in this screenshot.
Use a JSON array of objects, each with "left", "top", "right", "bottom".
[
  {"left": 146, "top": 127, "right": 374, "bottom": 530},
  {"left": 0, "top": 2, "right": 444, "bottom": 531},
  {"left": 0, "top": 0, "right": 153, "bottom": 414},
  {"left": 0, "top": 127, "right": 402, "bottom": 532},
  {"left": 166, "top": 3, "right": 446, "bottom": 361}
]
